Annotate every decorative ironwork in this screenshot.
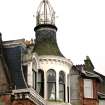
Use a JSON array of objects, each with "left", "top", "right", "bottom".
[{"left": 36, "top": 0, "right": 55, "bottom": 25}]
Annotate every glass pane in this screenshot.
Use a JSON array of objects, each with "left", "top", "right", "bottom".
[
  {"left": 59, "top": 71, "right": 65, "bottom": 83},
  {"left": 59, "top": 71, "right": 65, "bottom": 101},
  {"left": 59, "top": 84, "right": 65, "bottom": 101},
  {"left": 59, "top": 92, "right": 64, "bottom": 101},
  {"left": 84, "top": 79, "right": 93, "bottom": 98},
  {"left": 38, "top": 72, "right": 41, "bottom": 82},
  {"left": 37, "top": 83, "right": 41, "bottom": 93},
  {"left": 37, "top": 82, "right": 44, "bottom": 97},
  {"left": 38, "top": 70, "right": 44, "bottom": 82},
  {"left": 48, "top": 83, "right": 56, "bottom": 100},
  {"left": 59, "top": 84, "right": 64, "bottom": 91},
  {"left": 37, "top": 70, "right": 44, "bottom": 97},
  {"left": 47, "top": 69, "right": 56, "bottom": 82}
]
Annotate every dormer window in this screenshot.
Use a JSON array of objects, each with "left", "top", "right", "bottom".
[{"left": 84, "top": 79, "right": 93, "bottom": 98}]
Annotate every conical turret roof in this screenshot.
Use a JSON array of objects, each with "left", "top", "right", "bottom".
[{"left": 34, "top": 0, "right": 63, "bottom": 57}]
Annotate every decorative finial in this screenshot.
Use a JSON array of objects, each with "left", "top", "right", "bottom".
[{"left": 36, "top": 0, "right": 55, "bottom": 25}]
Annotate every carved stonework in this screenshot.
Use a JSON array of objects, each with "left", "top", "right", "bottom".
[{"left": 39, "top": 55, "right": 72, "bottom": 67}]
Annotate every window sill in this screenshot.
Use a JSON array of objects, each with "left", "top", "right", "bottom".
[
  {"left": 48, "top": 100, "right": 64, "bottom": 102},
  {"left": 83, "top": 97, "right": 96, "bottom": 100}
]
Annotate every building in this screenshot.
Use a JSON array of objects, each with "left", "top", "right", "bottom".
[
  {"left": 0, "top": 0, "right": 105, "bottom": 105},
  {"left": 71, "top": 56, "right": 105, "bottom": 105}
]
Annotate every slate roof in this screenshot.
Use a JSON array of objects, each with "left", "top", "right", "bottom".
[
  {"left": 3, "top": 40, "right": 27, "bottom": 89},
  {"left": 34, "top": 24, "right": 64, "bottom": 57},
  {"left": 94, "top": 71, "right": 105, "bottom": 94},
  {"left": 75, "top": 65, "right": 102, "bottom": 81}
]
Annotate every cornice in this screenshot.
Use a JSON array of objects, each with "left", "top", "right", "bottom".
[{"left": 39, "top": 55, "right": 73, "bottom": 67}]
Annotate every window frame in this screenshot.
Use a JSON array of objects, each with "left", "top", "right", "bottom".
[
  {"left": 59, "top": 71, "right": 65, "bottom": 101},
  {"left": 47, "top": 69, "right": 56, "bottom": 101},
  {"left": 37, "top": 69, "right": 44, "bottom": 98},
  {"left": 84, "top": 79, "right": 93, "bottom": 98}
]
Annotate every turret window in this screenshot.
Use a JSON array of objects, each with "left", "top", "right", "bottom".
[
  {"left": 47, "top": 69, "right": 56, "bottom": 100},
  {"left": 59, "top": 71, "right": 65, "bottom": 101},
  {"left": 37, "top": 69, "right": 44, "bottom": 97}
]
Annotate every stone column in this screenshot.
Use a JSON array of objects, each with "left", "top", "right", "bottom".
[
  {"left": 65, "top": 73, "right": 68, "bottom": 102},
  {"left": 56, "top": 71, "right": 59, "bottom": 100},
  {"left": 28, "top": 62, "right": 32, "bottom": 87},
  {"left": 44, "top": 70, "right": 47, "bottom": 100},
  {"left": 68, "top": 74, "right": 71, "bottom": 103}
]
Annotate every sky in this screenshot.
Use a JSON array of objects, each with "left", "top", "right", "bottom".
[{"left": 0, "top": 0, "right": 105, "bottom": 75}]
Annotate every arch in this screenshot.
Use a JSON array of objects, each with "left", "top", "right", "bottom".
[
  {"left": 59, "top": 71, "right": 65, "bottom": 101},
  {"left": 47, "top": 69, "right": 56, "bottom": 100},
  {"left": 37, "top": 69, "right": 44, "bottom": 97}
]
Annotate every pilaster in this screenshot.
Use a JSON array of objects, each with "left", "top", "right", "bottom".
[
  {"left": 28, "top": 62, "right": 32, "bottom": 87},
  {"left": 44, "top": 70, "right": 47, "bottom": 100},
  {"left": 56, "top": 71, "right": 59, "bottom": 100},
  {"left": 65, "top": 73, "right": 67, "bottom": 102}
]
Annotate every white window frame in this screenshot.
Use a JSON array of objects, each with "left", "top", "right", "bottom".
[
  {"left": 84, "top": 79, "right": 93, "bottom": 98},
  {"left": 99, "top": 100, "right": 105, "bottom": 105}
]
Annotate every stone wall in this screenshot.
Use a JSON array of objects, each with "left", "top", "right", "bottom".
[
  {"left": 70, "top": 68, "right": 81, "bottom": 105},
  {"left": 0, "top": 95, "right": 11, "bottom": 105},
  {"left": 83, "top": 99, "right": 98, "bottom": 105},
  {"left": 12, "top": 100, "right": 36, "bottom": 105},
  {"left": 0, "top": 59, "right": 9, "bottom": 91}
]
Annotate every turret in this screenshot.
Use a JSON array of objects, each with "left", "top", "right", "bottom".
[{"left": 33, "top": 1, "right": 73, "bottom": 103}]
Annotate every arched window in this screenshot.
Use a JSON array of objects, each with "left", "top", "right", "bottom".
[
  {"left": 59, "top": 71, "right": 65, "bottom": 101},
  {"left": 37, "top": 69, "right": 44, "bottom": 97},
  {"left": 47, "top": 69, "right": 56, "bottom": 100}
]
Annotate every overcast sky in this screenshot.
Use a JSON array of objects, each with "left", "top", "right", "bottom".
[{"left": 0, "top": 0, "right": 105, "bottom": 75}]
